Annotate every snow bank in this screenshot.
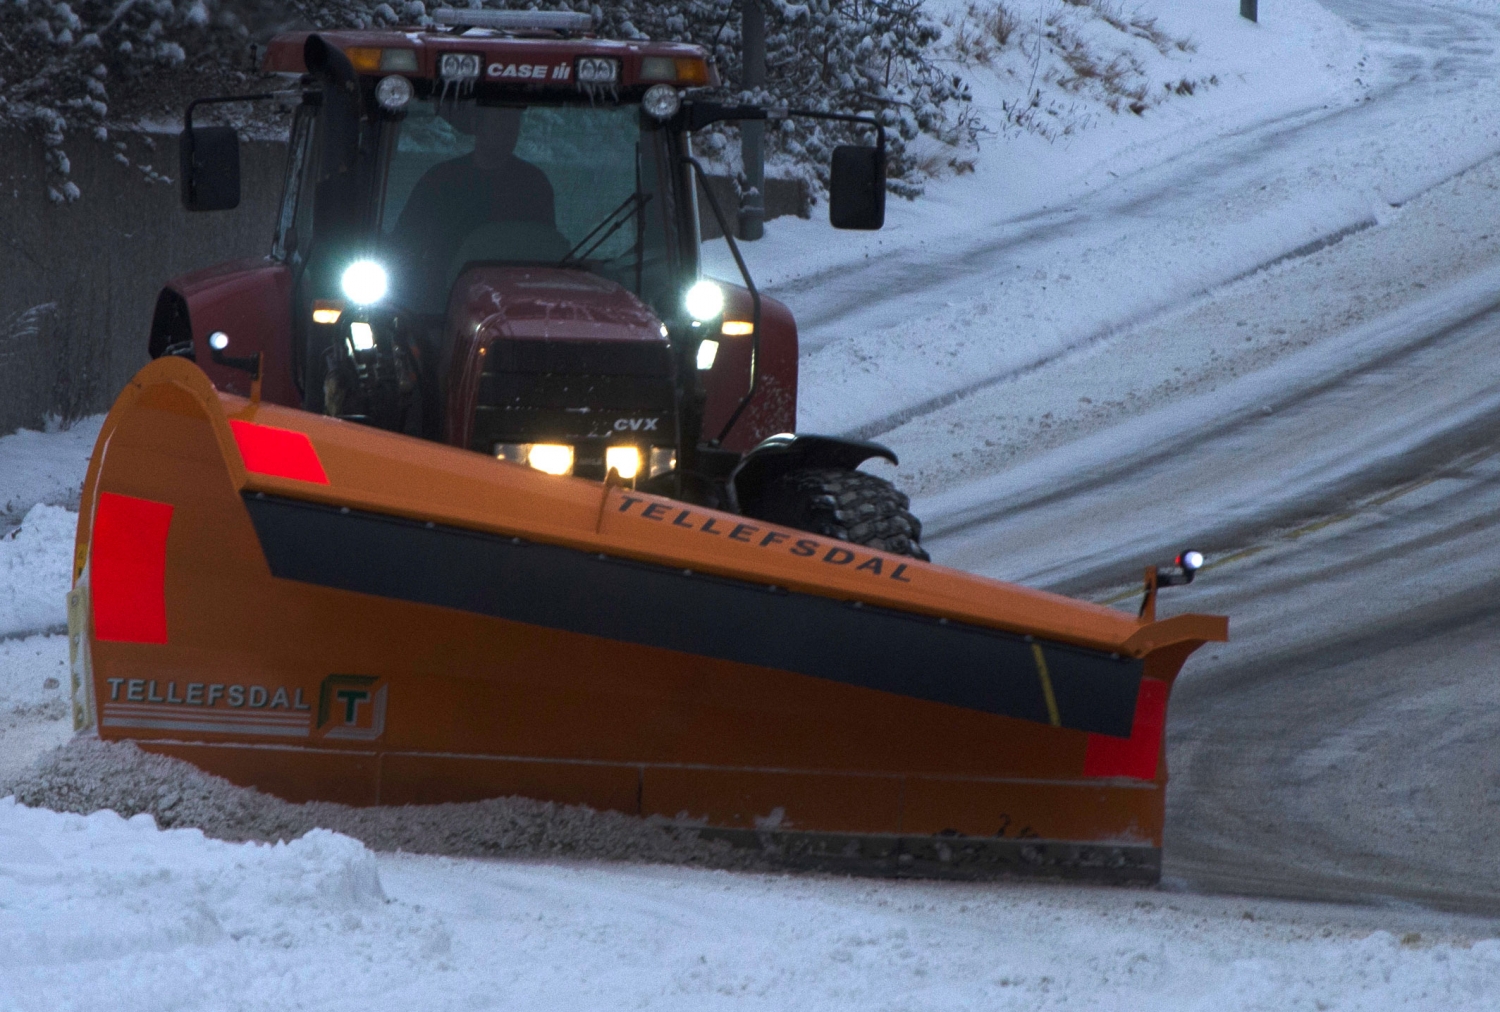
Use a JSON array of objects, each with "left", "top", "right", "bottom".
[
  {"left": 9, "top": 736, "right": 754, "bottom": 868},
  {"left": 0, "top": 505, "right": 75, "bottom": 639},
  {"left": 3, "top": 799, "right": 1498, "bottom": 1010},
  {"left": 0, "top": 799, "right": 454, "bottom": 1012},
  {"left": 0, "top": 416, "right": 100, "bottom": 529},
  {"left": 0, "top": 635, "right": 69, "bottom": 723}
]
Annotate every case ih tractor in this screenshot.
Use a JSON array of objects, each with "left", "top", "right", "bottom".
[{"left": 153, "top": 8, "right": 927, "bottom": 558}]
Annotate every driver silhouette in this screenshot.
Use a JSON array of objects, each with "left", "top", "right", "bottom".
[{"left": 392, "top": 106, "right": 556, "bottom": 300}]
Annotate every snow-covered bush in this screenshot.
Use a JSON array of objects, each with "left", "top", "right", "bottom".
[{"left": 945, "top": 0, "right": 1214, "bottom": 140}]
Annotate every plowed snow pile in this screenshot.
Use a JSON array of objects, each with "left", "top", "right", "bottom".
[
  {"left": 3, "top": 794, "right": 1500, "bottom": 1010},
  {"left": 8, "top": 736, "right": 753, "bottom": 866}
]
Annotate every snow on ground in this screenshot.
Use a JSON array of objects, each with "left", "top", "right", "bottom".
[
  {"left": 0, "top": 416, "right": 100, "bottom": 532},
  {"left": 0, "top": 505, "right": 76, "bottom": 639},
  {"left": 706, "top": 0, "right": 1500, "bottom": 500},
  {"left": 8, "top": 1, "right": 1500, "bottom": 1003},
  {"left": 3, "top": 794, "right": 1500, "bottom": 1011}
]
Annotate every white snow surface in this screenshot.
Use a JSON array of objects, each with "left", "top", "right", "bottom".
[
  {"left": 9, "top": 0, "right": 1500, "bottom": 1003},
  {"left": 0, "top": 505, "right": 75, "bottom": 639},
  {"left": 0, "top": 417, "right": 102, "bottom": 530},
  {"left": 1, "top": 795, "right": 1498, "bottom": 1011}
]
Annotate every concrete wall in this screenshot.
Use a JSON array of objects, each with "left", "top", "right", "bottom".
[
  {"left": 0, "top": 128, "right": 811, "bottom": 436},
  {"left": 0, "top": 129, "right": 287, "bottom": 435}
]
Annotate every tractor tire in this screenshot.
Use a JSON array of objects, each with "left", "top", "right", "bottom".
[{"left": 743, "top": 467, "right": 930, "bottom": 561}]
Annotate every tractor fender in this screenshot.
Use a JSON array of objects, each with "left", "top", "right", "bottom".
[
  {"left": 728, "top": 433, "right": 898, "bottom": 512},
  {"left": 148, "top": 260, "right": 298, "bottom": 405}
]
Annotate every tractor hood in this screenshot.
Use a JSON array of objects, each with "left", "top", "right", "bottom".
[
  {"left": 448, "top": 266, "right": 669, "bottom": 346},
  {"left": 444, "top": 266, "right": 675, "bottom": 453}
]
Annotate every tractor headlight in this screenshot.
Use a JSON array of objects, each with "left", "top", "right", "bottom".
[
  {"left": 527, "top": 444, "right": 574, "bottom": 475},
  {"left": 684, "top": 280, "right": 723, "bottom": 322},
  {"left": 496, "top": 442, "right": 575, "bottom": 476},
  {"left": 696, "top": 339, "right": 719, "bottom": 370},
  {"left": 341, "top": 260, "right": 388, "bottom": 305},
  {"left": 605, "top": 446, "right": 642, "bottom": 480}
]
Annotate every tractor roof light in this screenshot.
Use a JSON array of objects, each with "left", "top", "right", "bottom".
[
  {"left": 642, "top": 83, "right": 680, "bottom": 121},
  {"left": 438, "top": 52, "right": 482, "bottom": 81},
  {"left": 347, "top": 47, "right": 419, "bottom": 73},
  {"left": 684, "top": 280, "right": 723, "bottom": 322},
  {"left": 433, "top": 8, "right": 595, "bottom": 33},
  {"left": 341, "top": 260, "right": 388, "bottom": 305},
  {"left": 376, "top": 74, "right": 413, "bottom": 111},
  {"left": 640, "top": 56, "right": 709, "bottom": 85},
  {"left": 576, "top": 57, "right": 620, "bottom": 84},
  {"left": 1178, "top": 550, "right": 1204, "bottom": 573}
]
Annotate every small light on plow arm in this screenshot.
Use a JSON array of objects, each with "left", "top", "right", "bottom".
[
  {"left": 1139, "top": 548, "right": 1204, "bottom": 621},
  {"left": 208, "top": 331, "right": 229, "bottom": 351},
  {"left": 684, "top": 280, "right": 723, "bottom": 322}
]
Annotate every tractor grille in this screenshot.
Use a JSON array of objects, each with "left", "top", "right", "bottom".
[{"left": 470, "top": 339, "right": 676, "bottom": 454}]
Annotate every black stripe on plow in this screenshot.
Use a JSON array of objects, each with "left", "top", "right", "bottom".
[{"left": 243, "top": 494, "right": 1142, "bottom": 736}]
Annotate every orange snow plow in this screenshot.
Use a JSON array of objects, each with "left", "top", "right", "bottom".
[{"left": 68, "top": 358, "right": 1226, "bottom": 881}]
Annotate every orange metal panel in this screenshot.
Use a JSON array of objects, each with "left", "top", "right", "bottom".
[
  {"left": 642, "top": 767, "right": 904, "bottom": 834},
  {"left": 379, "top": 753, "right": 642, "bottom": 810},
  {"left": 143, "top": 742, "right": 381, "bottom": 806},
  {"left": 71, "top": 359, "right": 1227, "bottom": 868}
]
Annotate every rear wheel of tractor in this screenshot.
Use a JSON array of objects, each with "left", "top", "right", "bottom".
[{"left": 743, "top": 467, "right": 930, "bottom": 561}]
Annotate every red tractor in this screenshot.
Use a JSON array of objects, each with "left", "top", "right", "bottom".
[{"left": 152, "top": 8, "right": 926, "bottom": 557}]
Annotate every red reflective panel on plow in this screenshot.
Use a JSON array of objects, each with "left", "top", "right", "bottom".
[
  {"left": 92, "top": 492, "right": 174, "bottom": 644},
  {"left": 228, "top": 419, "right": 330, "bottom": 484},
  {"left": 1083, "top": 677, "right": 1166, "bottom": 781}
]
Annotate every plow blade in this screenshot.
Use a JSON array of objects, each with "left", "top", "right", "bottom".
[{"left": 70, "top": 359, "right": 1226, "bottom": 880}]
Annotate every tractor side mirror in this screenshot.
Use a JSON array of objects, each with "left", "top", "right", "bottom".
[
  {"left": 829, "top": 144, "right": 885, "bottom": 230},
  {"left": 179, "top": 126, "right": 241, "bottom": 212}
]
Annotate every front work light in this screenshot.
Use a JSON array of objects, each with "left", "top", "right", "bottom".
[
  {"left": 696, "top": 339, "right": 719, "bottom": 370},
  {"left": 684, "top": 280, "right": 723, "bottom": 322},
  {"left": 376, "top": 74, "right": 413, "bottom": 111},
  {"left": 1178, "top": 550, "right": 1204, "bottom": 573},
  {"left": 642, "top": 83, "right": 680, "bottom": 121},
  {"left": 341, "top": 260, "right": 388, "bottom": 305},
  {"left": 605, "top": 446, "right": 642, "bottom": 480},
  {"left": 349, "top": 322, "right": 376, "bottom": 351}
]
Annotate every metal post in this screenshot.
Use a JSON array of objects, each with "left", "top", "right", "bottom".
[
  {"left": 739, "top": 0, "right": 766, "bottom": 241},
  {"left": 1240, "top": 0, "right": 1257, "bottom": 22}
]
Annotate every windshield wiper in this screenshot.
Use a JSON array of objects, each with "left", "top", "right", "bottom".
[{"left": 558, "top": 192, "right": 653, "bottom": 267}]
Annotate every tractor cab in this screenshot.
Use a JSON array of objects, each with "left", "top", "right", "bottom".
[{"left": 161, "top": 9, "right": 925, "bottom": 557}]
